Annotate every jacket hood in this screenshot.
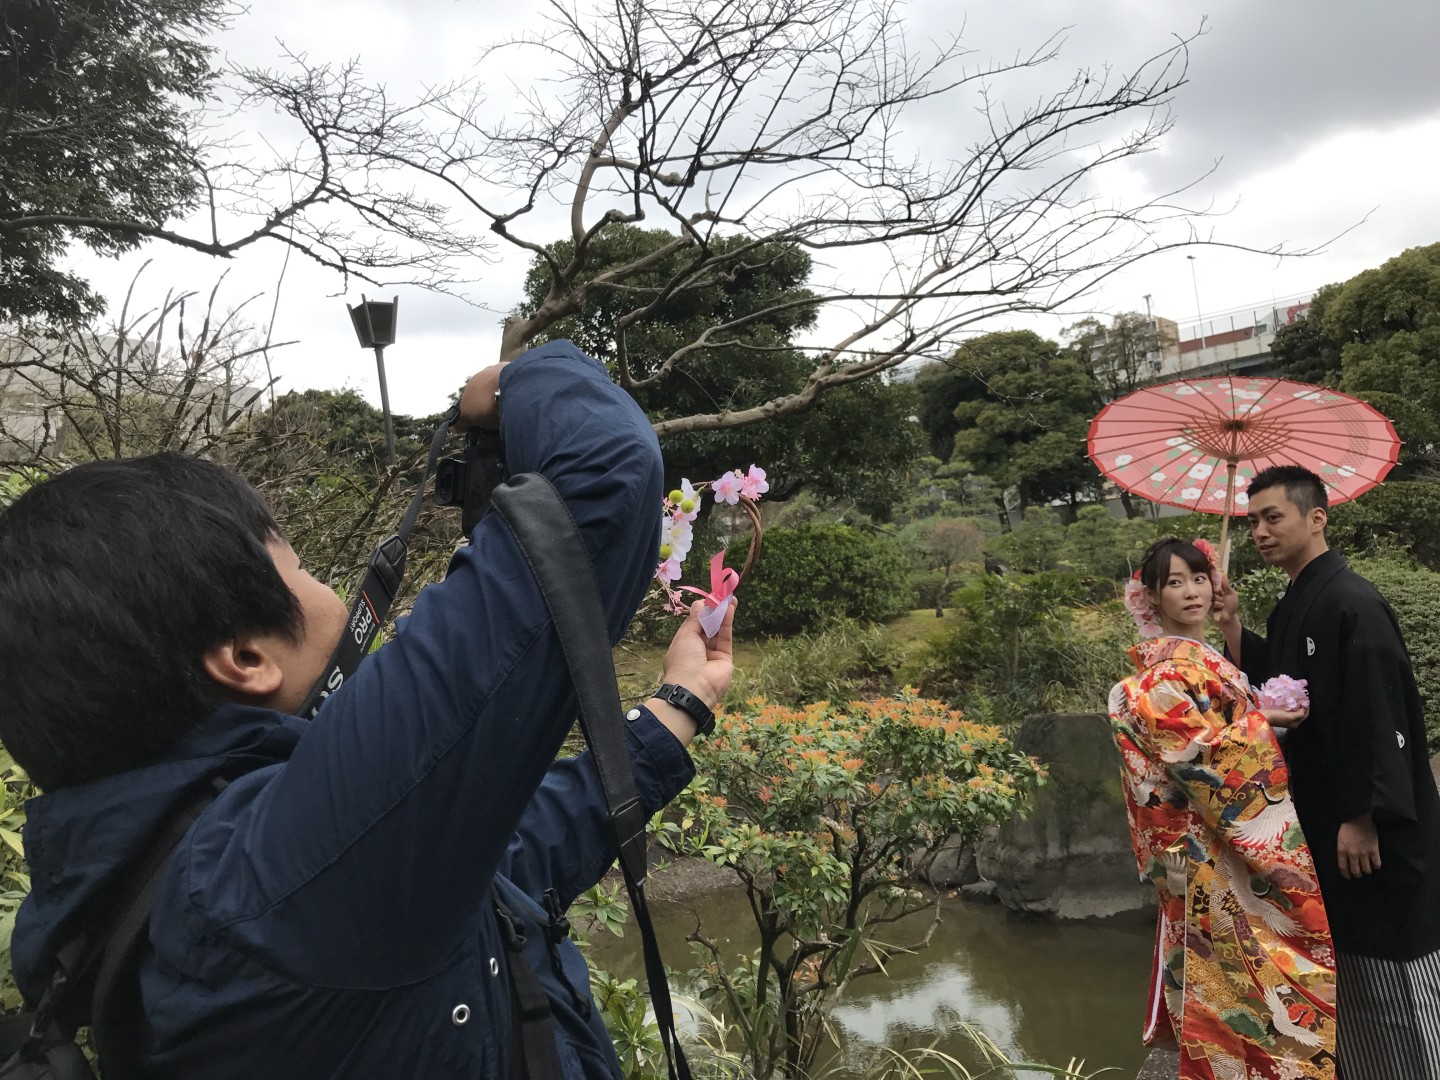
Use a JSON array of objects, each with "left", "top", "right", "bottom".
[{"left": 12, "top": 705, "right": 305, "bottom": 1000}]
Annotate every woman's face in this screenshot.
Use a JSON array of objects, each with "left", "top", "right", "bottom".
[{"left": 1152, "top": 553, "right": 1213, "bottom": 636}]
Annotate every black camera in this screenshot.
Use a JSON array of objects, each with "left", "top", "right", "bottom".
[{"left": 433, "top": 428, "right": 509, "bottom": 538}]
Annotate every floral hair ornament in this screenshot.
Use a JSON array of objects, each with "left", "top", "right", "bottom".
[
  {"left": 1123, "top": 573, "right": 1163, "bottom": 639},
  {"left": 1190, "top": 537, "right": 1222, "bottom": 586},
  {"left": 655, "top": 465, "right": 767, "bottom": 636}
]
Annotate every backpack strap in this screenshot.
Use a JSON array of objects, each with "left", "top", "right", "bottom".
[
  {"left": 88, "top": 776, "right": 228, "bottom": 1078},
  {"left": 492, "top": 891, "right": 565, "bottom": 1080},
  {"left": 492, "top": 474, "right": 693, "bottom": 1080},
  {"left": 0, "top": 778, "right": 227, "bottom": 1080}
]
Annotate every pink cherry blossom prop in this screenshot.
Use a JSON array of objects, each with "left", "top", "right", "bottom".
[
  {"left": 1256, "top": 675, "right": 1309, "bottom": 713},
  {"left": 712, "top": 470, "right": 742, "bottom": 505},
  {"left": 680, "top": 550, "right": 741, "bottom": 637},
  {"left": 653, "top": 465, "right": 767, "bottom": 623},
  {"left": 740, "top": 465, "right": 769, "bottom": 501}
]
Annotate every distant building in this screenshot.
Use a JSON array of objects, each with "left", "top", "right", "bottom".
[{"left": 1145, "top": 293, "right": 1312, "bottom": 381}]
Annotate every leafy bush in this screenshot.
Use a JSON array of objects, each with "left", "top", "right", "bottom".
[
  {"left": 662, "top": 694, "right": 1045, "bottom": 1079},
  {"left": 0, "top": 470, "right": 44, "bottom": 510},
  {"left": 0, "top": 749, "right": 34, "bottom": 1013},
  {"left": 910, "top": 568, "right": 960, "bottom": 612},
  {"left": 737, "top": 524, "right": 909, "bottom": 634},
  {"left": 986, "top": 507, "right": 1065, "bottom": 572},
  {"left": 1330, "top": 482, "right": 1440, "bottom": 571},
  {"left": 1058, "top": 504, "right": 1154, "bottom": 579},
  {"left": 731, "top": 621, "right": 902, "bottom": 707},
  {"left": 1233, "top": 566, "right": 1289, "bottom": 629},
  {"left": 908, "top": 572, "right": 1130, "bottom": 725}
]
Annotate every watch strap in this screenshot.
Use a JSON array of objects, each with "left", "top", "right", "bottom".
[{"left": 654, "top": 683, "right": 716, "bottom": 737}]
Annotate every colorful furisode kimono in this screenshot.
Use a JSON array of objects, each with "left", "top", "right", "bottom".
[{"left": 1108, "top": 636, "right": 1338, "bottom": 1080}]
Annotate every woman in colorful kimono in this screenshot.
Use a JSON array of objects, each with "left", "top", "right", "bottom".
[{"left": 1109, "top": 537, "right": 1338, "bottom": 1080}]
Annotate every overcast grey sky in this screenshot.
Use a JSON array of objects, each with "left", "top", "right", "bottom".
[{"left": 72, "top": 0, "right": 1440, "bottom": 415}]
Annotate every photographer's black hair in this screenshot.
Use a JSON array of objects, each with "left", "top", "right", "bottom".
[
  {"left": 1247, "top": 465, "right": 1328, "bottom": 517},
  {"left": 0, "top": 454, "right": 302, "bottom": 790},
  {"left": 1138, "top": 537, "right": 1211, "bottom": 593}
]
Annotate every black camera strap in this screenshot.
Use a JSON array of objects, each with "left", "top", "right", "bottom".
[
  {"left": 296, "top": 412, "right": 458, "bottom": 720},
  {"left": 492, "top": 475, "right": 692, "bottom": 1080}
]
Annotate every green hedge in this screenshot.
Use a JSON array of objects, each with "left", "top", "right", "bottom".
[
  {"left": 1331, "top": 482, "right": 1440, "bottom": 571},
  {"left": 738, "top": 523, "right": 910, "bottom": 633}
]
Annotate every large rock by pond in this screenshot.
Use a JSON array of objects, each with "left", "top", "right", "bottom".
[
  {"left": 973, "top": 712, "right": 1155, "bottom": 922},
  {"left": 1136, "top": 1049, "right": 1178, "bottom": 1078}
]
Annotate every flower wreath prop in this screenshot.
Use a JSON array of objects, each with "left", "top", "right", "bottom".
[
  {"left": 654, "top": 465, "right": 767, "bottom": 636},
  {"left": 1123, "top": 537, "right": 1221, "bottom": 640}
]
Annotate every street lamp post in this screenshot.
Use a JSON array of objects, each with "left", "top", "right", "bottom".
[
  {"left": 1186, "top": 255, "right": 1206, "bottom": 367},
  {"left": 346, "top": 296, "right": 399, "bottom": 468}
]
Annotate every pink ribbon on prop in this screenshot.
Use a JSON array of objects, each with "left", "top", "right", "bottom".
[{"left": 679, "top": 550, "right": 739, "bottom": 637}]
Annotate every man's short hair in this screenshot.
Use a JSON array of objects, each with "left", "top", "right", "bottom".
[
  {"left": 1247, "top": 464, "right": 1328, "bottom": 516},
  {"left": 0, "top": 455, "right": 302, "bottom": 790}
]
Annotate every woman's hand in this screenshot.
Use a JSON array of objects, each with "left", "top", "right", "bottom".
[{"left": 1260, "top": 706, "right": 1308, "bottom": 729}]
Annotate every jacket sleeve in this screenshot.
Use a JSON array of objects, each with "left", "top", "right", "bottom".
[
  {"left": 499, "top": 706, "right": 695, "bottom": 910},
  {"left": 1331, "top": 603, "right": 1420, "bottom": 825},
  {"left": 186, "top": 342, "right": 665, "bottom": 987}
]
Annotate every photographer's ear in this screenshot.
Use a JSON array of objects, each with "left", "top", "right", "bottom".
[{"left": 202, "top": 636, "right": 286, "bottom": 704}]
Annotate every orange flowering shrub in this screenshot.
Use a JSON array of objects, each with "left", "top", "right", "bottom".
[{"left": 659, "top": 692, "right": 1044, "bottom": 1078}]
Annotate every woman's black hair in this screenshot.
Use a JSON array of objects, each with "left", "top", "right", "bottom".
[
  {"left": 1138, "top": 537, "right": 1211, "bottom": 593},
  {"left": 0, "top": 454, "right": 302, "bottom": 790}
]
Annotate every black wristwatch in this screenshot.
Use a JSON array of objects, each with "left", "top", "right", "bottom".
[{"left": 653, "top": 683, "right": 716, "bottom": 737}]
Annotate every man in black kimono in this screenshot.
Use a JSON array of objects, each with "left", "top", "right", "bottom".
[{"left": 1217, "top": 465, "right": 1440, "bottom": 1077}]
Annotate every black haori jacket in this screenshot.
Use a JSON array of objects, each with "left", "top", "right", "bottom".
[{"left": 1235, "top": 549, "right": 1440, "bottom": 961}]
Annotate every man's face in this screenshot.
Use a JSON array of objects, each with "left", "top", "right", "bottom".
[
  {"left": 266, "top": 539, "right": 350, "bottom": 714},
  {"left": 1246, "top": 485, "right": 1324, "bottom": 570}
]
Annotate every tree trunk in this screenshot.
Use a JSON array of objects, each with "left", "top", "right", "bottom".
[
  {"left": 936, "top": 563, "right": 950, "bottom": 617},
  {"left": 1118, "top": 488, "right": 1138, "bottom": 519},
  {"left": 994, "top": 494, "right": 1011, "bottom": 533}
]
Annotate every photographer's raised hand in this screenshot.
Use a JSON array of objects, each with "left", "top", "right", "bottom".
[
  {"left": 648, "top": 600, "right": 736, "bottom": 746},
  {"left": 452, "top": 362, "right": 509, "bottom": 431}
]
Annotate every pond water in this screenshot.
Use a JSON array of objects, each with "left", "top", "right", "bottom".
[{"left": 589, "top": 889, "right": 1156, "bottom": 1077}]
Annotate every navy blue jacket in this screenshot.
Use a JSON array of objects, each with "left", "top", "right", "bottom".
[{"left": 12, "top": 342, "right": 693, "bottom": 1077}]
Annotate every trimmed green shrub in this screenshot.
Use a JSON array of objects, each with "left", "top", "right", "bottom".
[
  {"left": 737, "top": 523, "right": 909, "bottom": 634},
  {"left": 1330, "top": 482, "right": 1440, "bottom": 571}
]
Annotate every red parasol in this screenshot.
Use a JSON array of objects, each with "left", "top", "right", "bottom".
[{"left": 1088, "top": 374, "right": 1401, "bottom": 568}]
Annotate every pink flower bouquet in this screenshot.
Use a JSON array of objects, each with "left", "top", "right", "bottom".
[{"left": 1256, "top": 675, "right": 1309, "bottom": 713}]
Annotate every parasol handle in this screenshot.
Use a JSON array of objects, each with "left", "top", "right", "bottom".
[{"left": 1218, "top": 459, "right": 1238, "bottom": 580}]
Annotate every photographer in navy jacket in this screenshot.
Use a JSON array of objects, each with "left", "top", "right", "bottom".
[{"left": 0, "top": 340, "right": 732, "bottom": 1077}]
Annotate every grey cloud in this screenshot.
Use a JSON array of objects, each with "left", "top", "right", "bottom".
[{"left": 897, "top": 0, "right": 1440, "bottom": 198}]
